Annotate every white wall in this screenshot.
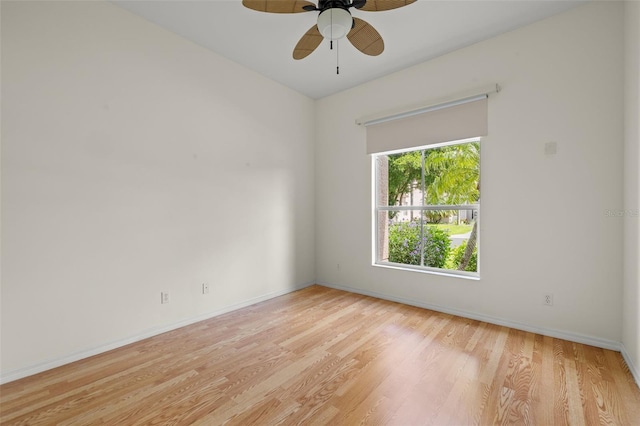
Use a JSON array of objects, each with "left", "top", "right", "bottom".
[
  {"left": 1, "top": 1, "right": 315, "bottom": 381},
  {"left": 623, "top": 0, "right": 640, "bottom": 382},
  {"left": 316, "top": 2, "right": 625, "bottom": 346}
]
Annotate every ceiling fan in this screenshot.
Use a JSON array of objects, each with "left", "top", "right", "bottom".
[{"left": 242, "top": 0, "right": 416, "bottom": 60}]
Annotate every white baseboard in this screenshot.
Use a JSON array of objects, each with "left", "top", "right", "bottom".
[
  {"left": 317, "top": 282, "right": 623, "bottom": 351},
  {"left": 620, "top": 344, "right": 640, "bottom": 389},
  {"left": 0, "top": 282, "right": 314, "bottom": 385}
]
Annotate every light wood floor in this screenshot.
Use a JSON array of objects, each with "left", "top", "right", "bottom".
[{"left": 1, "top": 285, "right": 639, "bottom": 425}]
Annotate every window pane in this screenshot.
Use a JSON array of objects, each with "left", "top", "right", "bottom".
[
  {"left": 373, "top": 139, "right": 480, "bottom": 277},
  {"left": 386, "top": 211, "right": 424, "bottom": 266},
  {"left": 386, "top": 151, "right": 423, "bottom": 207},
  {"left": 422, "top": 210, "right": 450, "bottom": 269},
  {"left": 428, "top": 210, "right": 478, "bottom": 273},
  {"left": 423, "top": 143, "right": 480, "bottom": 205},
  {"left": 377, "top": 209, "right": 478, "bottom": 273}
]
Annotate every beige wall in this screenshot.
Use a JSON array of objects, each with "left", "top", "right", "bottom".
[{"left": 1, "top": 1, "right": 315, "bottom": 380}]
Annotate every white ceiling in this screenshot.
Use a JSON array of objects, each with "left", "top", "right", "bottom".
[{"left": 113, "top": 0, "right": 585, "bottom": 99}]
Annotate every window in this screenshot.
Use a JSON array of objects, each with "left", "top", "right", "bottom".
[
  {"left": 374, "top": 138, "right": 480, "bottom": 277},
  {"left": 362, "top": 90, "right": 492, "bottom": 277}
]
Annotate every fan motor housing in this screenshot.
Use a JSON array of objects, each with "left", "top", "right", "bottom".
[{"left": 317, "top": 7, "right": 353, "bottom": 40}]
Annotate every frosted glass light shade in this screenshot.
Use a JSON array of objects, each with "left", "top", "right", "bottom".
[{"left": 317, "top": 8, "right": 352, "bottom": 40}]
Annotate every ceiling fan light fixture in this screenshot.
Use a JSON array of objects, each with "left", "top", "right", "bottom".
[{"left": 317, "top": 8, "right": 352, "bottom": 40}]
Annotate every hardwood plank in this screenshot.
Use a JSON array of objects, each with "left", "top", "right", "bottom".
[
  {"left": 531, "top": 334, "right": 555, "bottom": 424},
  {"left": 1, "top": 285, "right": 639, "bottom": 425}
]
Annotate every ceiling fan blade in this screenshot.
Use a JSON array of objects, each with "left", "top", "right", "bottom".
[
  {"left": 347, "top": 17, "right": 384, "bottom": 56},
  {"left": 242, "top": 0, "right": 316, "bottom": 13},
  {"left": 293, "top": 25, "right": 323, "bottom": 60},
  {"left": 358, "top": 0, "right": 416, "bottom": 12}
]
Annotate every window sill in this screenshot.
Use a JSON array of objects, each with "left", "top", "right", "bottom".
[{"left": 372, "top": 262, "right": 480, "bottom": 281}]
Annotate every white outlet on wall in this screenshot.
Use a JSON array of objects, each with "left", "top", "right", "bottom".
[
  {"left": 202, "top": 283, "right": 209, "bottom": 294},
  {"left": 544, "top": 293, "right": 553, "bottom": 306},
  {"left": 161, "top": 292, "right": 170, "bottom": 304}
]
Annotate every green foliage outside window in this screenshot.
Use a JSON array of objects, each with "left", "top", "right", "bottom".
[
  {"left": 445, "top": 241, "right": 478, "bottom": 272},
  {"left": 388, "top": 222, "right": 450, "bottom": 268},
  {"left": 385, "top": 141, "right": 480, "bottom": 273}
]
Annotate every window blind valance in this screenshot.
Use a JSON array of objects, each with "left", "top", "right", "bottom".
[
  {"left": 365, "top": 96, "right": 487, "bottom": 154},
  {"left": 361, "top": 86, "right": 498, "bottom": 154}
]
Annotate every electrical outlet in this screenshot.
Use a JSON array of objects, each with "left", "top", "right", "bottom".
[
  {"left": 161, "top": 292, "right": 170, "bottom": 304},
  {"left": 202, "top": 283, "right": 209, "bottom": 294},
  {"left": 544, "top": 293, "right": 553, "bottom": 306}
]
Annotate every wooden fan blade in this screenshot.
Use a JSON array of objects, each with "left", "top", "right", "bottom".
[
  {"left": 359, "top": 0, "right": 416, "bottom": 12},
  {"left": 242, "top": 0, "right": 316, "bottom": 13},
  {"left": 347, "top": 17, "right": 384, "bottom": 56},
  {"left": 293, "top": 25, "right": 323, "bottom": 59}
]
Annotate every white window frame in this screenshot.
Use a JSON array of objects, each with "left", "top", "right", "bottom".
[{"left": 372, "top": 138, "right": 480, "bottom": 279}]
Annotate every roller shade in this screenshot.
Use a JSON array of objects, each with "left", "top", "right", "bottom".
[{"left": 365, "top": 96, "right": 488, "bottom": 154}]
